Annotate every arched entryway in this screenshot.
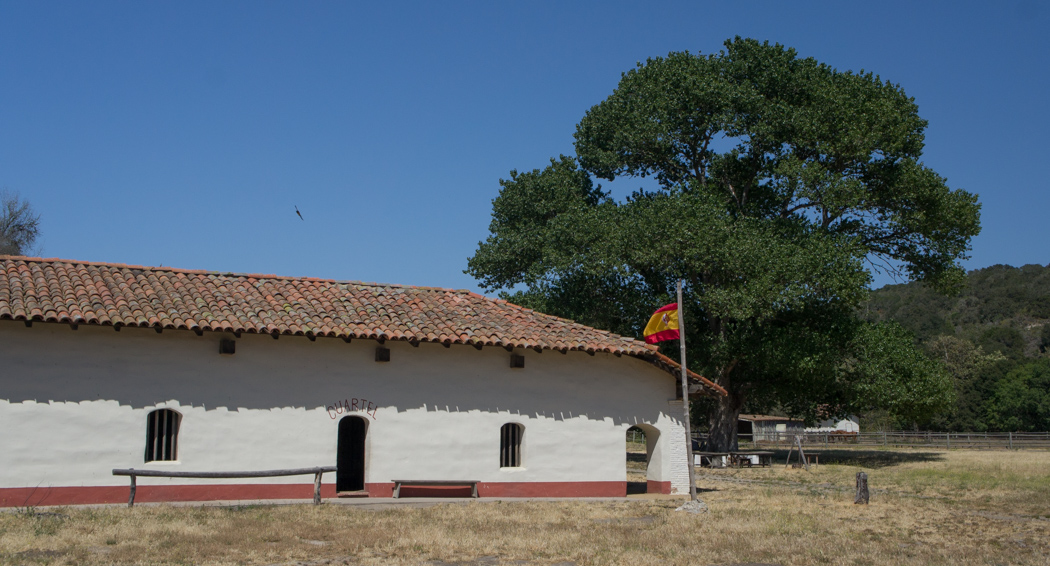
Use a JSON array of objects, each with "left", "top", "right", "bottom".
[
  {"left": 337, "top": 416, "right": 368, "bottom": 493},
  {"left": 626, "top": 424, "right": 661, "bottom": 494}
]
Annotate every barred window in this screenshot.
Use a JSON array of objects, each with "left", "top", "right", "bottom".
[
  {"left": 145, "top": 409, "right": 181, "bottom": 462},
  {"left": 500, "top": 423, "right": 523, "bottom": 468}
]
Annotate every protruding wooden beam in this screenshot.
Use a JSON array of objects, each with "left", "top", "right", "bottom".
[
  {"left": 155, "top": 327, "right": 163, "bottom": 334},
  {"left": 473, "top": 343, "right": 483, "bottom": 351},
  {"left": 532, "top": 346, "right": 543, "bottom": 354},
  {"left": 504, "top": 345, "right": 515, "bottom": 352},
  {"left": 409, "top": 339, "right": 420, "bottom": 348},
  {"left": 271, "top": 331, "right": 280, "bottom": 340},
  {"left": 194, "top": 328, "right": 204, "bottom": 337},
  {"left": 69, "top": 323, "right": 79, "bottom": 331},
  {"left": 24, "top": 320, "right": 32, "bottom": 328},
  {"left": 376, "top": 337, "right": 386, "bottom": 345},
  {"left": 342, "top": 336, "right": 352, "bottom": 344},
  {"left": 113, "top": 324, "right": 121, "bottom": 332},
  {"left": 442, "top": 342, "right": 451, "bottom": 349},
  {"left": 233, "top": 330, "right": 242, "bottom": 338},
  {"left": 307, "top": 334, "right": 316, "bottom": 342},
  {"left": 586, "top": 349, "right": 595, "bottom": 356}
]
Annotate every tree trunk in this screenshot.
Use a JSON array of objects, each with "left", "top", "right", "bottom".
[{"left": 707, "top": 388, "right": 744, "bottom": 452}]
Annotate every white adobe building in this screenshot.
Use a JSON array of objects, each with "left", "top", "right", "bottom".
[{"left": 0, "top": 257, "right": 723, "bottom": 507}]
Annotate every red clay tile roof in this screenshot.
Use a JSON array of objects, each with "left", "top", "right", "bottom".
[{"left": 0, "top": 256, "right": 724, "bottom": 396}]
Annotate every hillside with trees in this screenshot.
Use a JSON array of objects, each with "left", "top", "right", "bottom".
[{"left": 866, "top": 264, "right": 1050, "bottom": 432}]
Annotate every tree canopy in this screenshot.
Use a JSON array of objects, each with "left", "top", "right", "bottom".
[
  {"left": 468, "top": 38, "right": 981, "bottom": 449},
  {"left": 0, "top": 190, "right": 41, "bottom": 256}
]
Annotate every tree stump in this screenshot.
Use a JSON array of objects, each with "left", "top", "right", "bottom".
[{"left": 854, "top": 472, "right": 869, "bottom": 504}]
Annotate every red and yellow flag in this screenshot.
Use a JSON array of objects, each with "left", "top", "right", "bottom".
[{"left": 643, "top": 303, "right": 679, "bottom": 344}]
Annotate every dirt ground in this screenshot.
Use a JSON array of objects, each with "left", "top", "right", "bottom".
[{"left": 1, "top": 448, "right": 1048, "bottom": 565}]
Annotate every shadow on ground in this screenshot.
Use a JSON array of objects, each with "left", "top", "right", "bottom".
[
  {"left": 626, "top": 452, "right": 648, "bottom": 464},
  {"left": 763, "top": 448, "right": 946, "bottom": 469}
]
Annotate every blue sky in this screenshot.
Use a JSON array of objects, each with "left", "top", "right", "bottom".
[{"left": 1, "top": 1, "right": 1047, "bottom": 294}]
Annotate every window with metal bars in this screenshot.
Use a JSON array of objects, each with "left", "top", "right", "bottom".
[
  {"left": 145, "top": 408, "right": 180, "bottom": 462},
  {"left": 499, "top": 423, "right": 523, "bottom": 468}
]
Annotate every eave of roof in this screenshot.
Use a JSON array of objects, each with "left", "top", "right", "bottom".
[
  {"left": 739, "top": 414, "right": 801, "bottom": 422},
  {"left": 0, "top": 255, "right": 724, "bottom": 396}
]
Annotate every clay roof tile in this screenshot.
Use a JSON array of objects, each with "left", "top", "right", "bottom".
[{"left": 0, "top": 256, "right": 722, "bottom": 396}]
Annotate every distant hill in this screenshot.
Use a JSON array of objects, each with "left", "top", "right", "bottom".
[
  {"left": 866, "top": 264, "right": 1050, "bottom": 354},
  {"left": 864, "top": 264, "right": 1050, "bottom": 431}
]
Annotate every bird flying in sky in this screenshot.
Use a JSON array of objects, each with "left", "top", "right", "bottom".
[{"left": 295, "top": 206, "right": 303, "bottom": 221}]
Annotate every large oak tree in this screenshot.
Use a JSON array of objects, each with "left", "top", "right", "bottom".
[{"left": 468, "top": 38, "right": 980, "bottom": 450}]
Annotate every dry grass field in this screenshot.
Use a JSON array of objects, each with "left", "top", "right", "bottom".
[{"left": 2, "top": 448, "right": 1048, "bottom": 565}]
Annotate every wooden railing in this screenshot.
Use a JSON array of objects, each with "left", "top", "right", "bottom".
[
  {"left": 112, "top": 466, "right": 337, "bottom": 507},
  {"left": 694, "top": 431, "right": 1050, "bottom": 451}
]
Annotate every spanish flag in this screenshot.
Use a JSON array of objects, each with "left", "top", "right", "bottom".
[{"left": 643, "top": 303, "right": 679, "bottom": 344}]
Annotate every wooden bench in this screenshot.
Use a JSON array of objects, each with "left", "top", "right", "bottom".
[
  {"left": 730, "top": 451, "right": 774, "bottom": 468},
  {"left": 391, "top": 479, "right": 480, "bottom": 498},
  {"left": 113, "top": 466, "right": 337, "bottom": 507}
]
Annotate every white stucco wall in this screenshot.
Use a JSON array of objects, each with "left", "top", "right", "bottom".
[{"left": 0, "top": 320, "right": 691, "bottom": 494}]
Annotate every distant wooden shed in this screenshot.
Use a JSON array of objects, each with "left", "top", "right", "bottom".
[{"left": 738, "top": 414, "right": 805, "bottom": 442}]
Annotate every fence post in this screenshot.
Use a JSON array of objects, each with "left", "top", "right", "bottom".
[
  {"left": 128, "top": 472, "right": 137, "bottom": 508},
  {"left": 854, "top": 472, "right": 869, "bottom": 504},
  {"left": 1009, "top": 432, "right": 1013, "bottom": 450},
  {"left": 947, "top": 433, "right": 950, "bottom": 450},
  {"left": 313, "top": 471, "right": 323, "bottom": 505},
  {"left": 882, "top": 431, "right": 887, "bottom": 446}
]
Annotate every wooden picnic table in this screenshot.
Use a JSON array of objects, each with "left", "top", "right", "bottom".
[
  {"left": 694, "top": 452, "right": 730, "bottom": 468},
  {"left": 730, "top": 451, "right": 774, "bottom": 467}
]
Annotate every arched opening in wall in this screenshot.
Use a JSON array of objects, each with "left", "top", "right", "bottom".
[
  {"left": 500, "top": 423, "right": 524, "bottom": 468},
  {"left": 337, "top": 416, "right": 368, "bottom": 493},
  {"left": 625, "top": 424, "right": 660, "bottom": 495},
  {"left": 145, "top": 408, "right": 181, "bottom": 463}
]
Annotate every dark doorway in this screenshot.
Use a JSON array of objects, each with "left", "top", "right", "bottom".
[{"left": 337, "top": 416, "right": 367, "bottom": 492}]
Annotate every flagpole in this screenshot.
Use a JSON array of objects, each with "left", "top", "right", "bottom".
[{"left": 678, "top": 279, "right": 698, "bottom": 502}]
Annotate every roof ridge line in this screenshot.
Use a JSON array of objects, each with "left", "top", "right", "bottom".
[{"left": 0, "top": 255, "right": 474, "bottom": 294}]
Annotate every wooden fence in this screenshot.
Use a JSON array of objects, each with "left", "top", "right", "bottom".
[{"left": 694, "top": 431, "right": 1050, "bottom": 451}]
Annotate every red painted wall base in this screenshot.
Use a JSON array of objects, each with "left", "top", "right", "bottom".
[
  {"left": 1, "top": 480, "right": 631, "bottom": 507},
  {"left": 647, "top": 480, "right": 671, "bottom": 494},
  {"left": 369, "top": 481, "right": 626, "bottom": 498},
  {"left": 0, "top": 484, "right": 338, "bottom": 508}
]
